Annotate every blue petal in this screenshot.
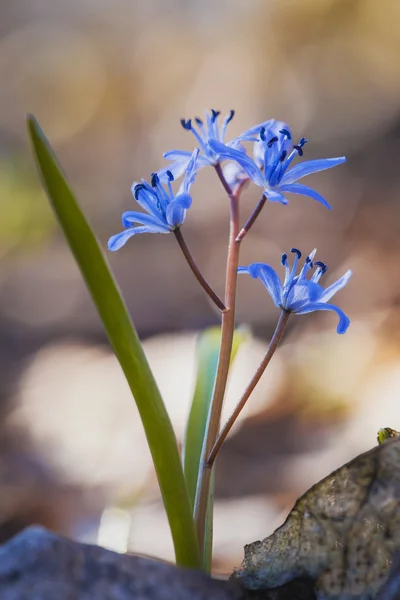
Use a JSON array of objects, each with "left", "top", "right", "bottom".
[
  {"left": 163, "top": 150, "right": 193, "bottom": 160},
  {"left": 319, "top": 270, "right": 352, "bottom": 303},
  {"left": 180, "top": 148, "right": 199, "bottom": 194},
  {"left": 278, "top": 183, "right": 332, "bottom": 209},
  {"left": 239, "top": 263, "right": 283, "bottom": 307},
  {"left": 159, "top": 150, "right": 206, "bottom": 183},
  {"left": 108, "top": 225, "right": 169, "bottom": 251},
  {"left": 166, "top": 193, "right": 192, "bottom": 227},
  {"left": 295, "top": 302, "right": 350, "bottom": 334},
  {"left": 265, "top": 189, "right": 288, "bottom": 204},
  {"left": 208, "top": 139, "right": 265, "bottom": 187},
  {"left": 285, "top": 280, "right": 311, "bottom": 311},
  {"left": 308, "top": 281, "right": 325, "bottom": 302},
  {"left": 121, "top": 211, "right": 168, "bottom": 230},
  {"left": 253, "top": 140, "right": 264, "bottom": 168},
  {"left": 281, "top": 157, "right": 346, "bottom": 185},
  {"left": 286, "top": 280, "right": 323, "bottom": 312},
  {"left": 130, "top": 183, "right": 159, "bottom": 214},
  {"left": 157, "top": 160, "right": 191, "bottom": 183},
  {"left": 222, "top": 162, "right": 249, "bottom": 188},
  {"left": 236, "top": 119, "right": 276, "bottom": 140}
]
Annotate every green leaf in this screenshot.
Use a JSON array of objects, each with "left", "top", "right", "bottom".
[
  {"left": 203, "top": 469, "right": 215, "bottom": 573},
  {"left": 27, "top": 115, "right": 200, "bottom": 570},
  {"left": 182, "top": 326, "right": 249, "bottom": 569}
]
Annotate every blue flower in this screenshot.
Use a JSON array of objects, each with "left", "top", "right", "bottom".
[
  {"left": 158, "top": 109, "right": 274, "bottom": 182},
  {"left": 239, "top": 248, "right": 352, "bottom": 334},
  {"left": 208, "top": 123, "right": 346, "bottom": 208},
  {"left": 108, "top": 149, "right": 199, "bottom": 251}
]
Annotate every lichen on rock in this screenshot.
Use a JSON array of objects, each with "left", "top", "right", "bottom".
[{"left": 233, "top": 437, "right": 400, "bottom": 600}]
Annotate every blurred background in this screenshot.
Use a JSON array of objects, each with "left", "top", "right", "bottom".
[{"left": 1, "top": 0, "right": 400, "bottom": 574}]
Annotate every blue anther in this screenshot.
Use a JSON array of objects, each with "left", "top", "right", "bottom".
[
  {"left": 280, "top": 150, "right": 288, "bottom": 162},
  {"left": 180, "top": 118, "right": 192, "bottom": 130},
  {"left": 267, "top": 136, "right": 278, "bottom": 148},
  {"left": 293, "top": 145, "right": 304, "bottom": 157},
  {"left": 315, "top": 261, "right": 327, "bottom": 274},
  {"left": 279, "top": 128, "right": 292, "bottom": 140},
  {"left": 133, "top": 184, "right": 145, "bottom": 200},
  {"left": 151, "top": 172, "right": 159, "bottom": 187}
]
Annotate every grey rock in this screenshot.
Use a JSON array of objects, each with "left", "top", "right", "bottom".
[
  {"left": 233, "top": 438, "right": 400, "bottom": 599},
  {"left": 0, "top": 526, "right": 244, "bottom": 600}
]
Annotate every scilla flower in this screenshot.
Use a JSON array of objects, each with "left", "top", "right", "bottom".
[
  {"left": 108, "top": 149, "right": 198, "bottom": 251},
  {"left": 158, "top": 110, "right": 274, "bottom": 181},
  {"left": 239, "top": 248, "right": 352, "bottom": 333},
  {"left": 209, "top": 124, "right": 346, "bottom": 208}
]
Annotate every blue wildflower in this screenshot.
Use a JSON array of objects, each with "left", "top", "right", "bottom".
[
  {"left": 108, "top": 149, "right": 199, "bottom": 251},
  {"left": 239, "top": 248, "right": 352, "bottom": 333},
  {"left": 208, "top": 123, "right": 346, "bottom": 208},
  {"left": 158, "top": 109, "right": 274, "bottom": 181},
  {"left": 223, "top": 120, "right": 289, "bottom": 191}
]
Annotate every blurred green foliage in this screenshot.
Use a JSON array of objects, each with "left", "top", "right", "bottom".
[{"left": 0, "top": 159, "right": 55, "bottom": 256}]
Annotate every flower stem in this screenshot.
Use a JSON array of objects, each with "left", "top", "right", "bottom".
[
  {"left": 194, "top": 163, "right": 241, "bottom": 553},
  {"left": 207, "top": 309, "right": 290, "bottom": 467},
  {"left": 174, "top": 228, "right": 226, "bottom": 312},
  {"left": 236, "top": 193, "right": 267, "bottom": 242}
]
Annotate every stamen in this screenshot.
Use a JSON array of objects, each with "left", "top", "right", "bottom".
[
  {"left": 267, "top": 136, "right": 278, "bottom": 148},
  {"left": 293, "top": 138, "right": 308, "bottom": 157},
  {"left": 281, "top": 253, "right": 288, "bottom": 266},
  {"left": 259, "top": 127, "right": 266, "bottom": 141},
  {"left": 280, "top": 150, "right": 288, "bottom": 162},
  {"left": 290, "top": 248, "right": 301, "bottom": 258},
  {"left": 279, "top": 128, "right": 292, "bottom": 140},
  {"left": 195, "top": 117, "right": 203, "bottom": 126},
  {"left": 304, "top": 257, "right": 314, "bottom": 270},
  {"left": 166, "top": 170, "right": 174, "bottom": 182},
  {"left": 314, "top": 261, "right": 327, "bottom": 274},
  {"left": 226, "top": 109, "right": 235, "bottom": 123},
  {"left": 180, "top": 118, "right": 192, "bottom": 130},
  {"left": 293, "top": 145, "right": 303, "bottom": 157},
  {"left": 211, "top": 109, "right": 220, "bottom": 122},
  {"left": 151, "top": 173, "right": 159, "bottom": 188},
  {"left": 133, "top": 183, "right": 145, "bottom": 200}
]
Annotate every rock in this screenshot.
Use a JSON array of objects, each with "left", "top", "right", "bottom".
[
  {"left": 0, "top": 526, "right": 244, "bottom": 600},
  {"left": 233, "top": 438, "right": 400, "bottom": 599}
]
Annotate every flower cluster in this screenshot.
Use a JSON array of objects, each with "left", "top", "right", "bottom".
[{"left": 108, "top": 109, "right": 351, "bottom": 333}]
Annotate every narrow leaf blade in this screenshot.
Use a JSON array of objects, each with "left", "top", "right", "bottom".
[
  {"left": 27, "top": 115, "right": 200, "bottom": 569},
  {"left": 183, "top": 326, "right": 249, "bottom": 569}
]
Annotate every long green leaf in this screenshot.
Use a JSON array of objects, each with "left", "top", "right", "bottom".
[
  {"left": 27, "top": 115, "right": 200, "bottom": 569},
  {"left": 183, "top": 326, "right": 249, "bottom": 508},
  {"left": 182, "top": 326, "right": 249, "bottom": 569}
]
